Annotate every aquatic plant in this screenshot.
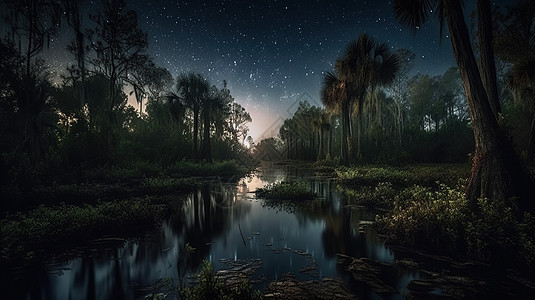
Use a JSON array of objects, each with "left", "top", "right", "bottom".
[
  {"left": 255, "top": 181, "right": 316, "bottom": 200},
  {"left": 180, "top": 260, "right": 263, "bottom": 300}
]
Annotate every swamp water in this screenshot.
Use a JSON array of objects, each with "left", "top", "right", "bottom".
[{"left": 16, "top": 167, "right": 419, "bottom": 299}]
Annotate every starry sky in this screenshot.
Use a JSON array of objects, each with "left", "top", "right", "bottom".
[{"left": 44, "top": 0, "right": 513, "bottom": 142}]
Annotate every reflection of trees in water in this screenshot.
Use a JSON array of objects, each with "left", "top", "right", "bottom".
[
  {"left": 165, "top": 182, "right": 253, "bottom": 272},
  {"left": 270, "top": 178, "right": 372, "bottom": 259},
  {"left": 29, "top": 182, "right": 254, "bottom": 300},
  {"left": 256, "top": 167, "right": 287, "bottom": 183}
]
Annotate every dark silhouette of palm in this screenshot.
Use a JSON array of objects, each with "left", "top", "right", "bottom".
[
  {"left": 200, "top": 85, "right": 228, "bottom": 163},
  {"left": 175, "top": 73, "right": 209, "bottom": 161},
  {"left": 321, "top": 33, "right": 399, "bottom": 164}
]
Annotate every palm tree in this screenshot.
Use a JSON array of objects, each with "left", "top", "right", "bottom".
[
  {"left": 321, "top": 71, "right": 348, "bottom": 163},
  {"left": 321, "top": 34, "right": 399, "bottom": 163},
  {"left": 165, "top": 88, "right": 186, "bottom": 133},
  {"left": 393, "top": 0, "right": 535, "bottom": 214},
  {"left": 175, "top": 73, "right": 209, "bottom": 160},
  {"left": 200, "top": 85, "right": 228, "bottom": 163}
]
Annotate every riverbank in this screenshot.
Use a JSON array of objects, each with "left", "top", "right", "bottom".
[
  {"left": 0, "top": 159, "right": 252, "bottom": 270},
  {"left": 334, "top": 163, "right": 535, "bottom": 297},
  {"left": 4, "top": 162, "right": 534, "bottom": 299}
]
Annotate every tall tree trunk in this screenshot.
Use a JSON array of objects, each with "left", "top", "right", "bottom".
[
  {"left": 328, "top": 116, "right": 334, "bottom": 158},
  {"left": 477, "top": 0, "right": 501, "bottom": 118},
  {"left": 193, "top": 105, "right": 199, "bottom": 161},
  {"left": 340, "top": 102, "right": 350, "bottom": 165},
  {"left": 356, "top": 98, "right": 364, "bottom": 161},
  {"left": 444, "top": 0, "right": 535, "bottom": 215},
  {"left": 201, "top": 108, "right": 212, "bottom": 163}
]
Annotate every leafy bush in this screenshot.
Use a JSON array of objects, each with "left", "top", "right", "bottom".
[
  {"left": 311, "top": 155, "right": 340, "bottom": 175},
  {"left": 336, "top": 164, "right": 469, "bottom": 187},
  {"left": 376, "top": 183, "right": 468, "bottom": 253},
  {"left": 255, "top": 181, "right": 316, "bottom": 200},
  {"left": 375, "top": 182, "right": 535, "bottom": 268},
  {"left": 339, "top": 182, "right": 397, "bottom": 209},
  {"left": 336, "top": 166, "right": 415, "bottom": 186},
  {"left": 167, "top": 159, "right": 249, "bottom": 178}
]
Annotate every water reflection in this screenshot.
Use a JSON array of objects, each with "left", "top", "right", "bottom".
[{"left": 18, "top": 167, "right": 417, "bottom": 299}]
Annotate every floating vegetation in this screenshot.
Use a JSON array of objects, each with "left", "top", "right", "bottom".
[{"left": 255, "top": 181, "right": 316, "bottom": 200}]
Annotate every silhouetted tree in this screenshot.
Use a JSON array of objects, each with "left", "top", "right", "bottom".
[
  {"left": 173, "top": 73, "right": 210, "bottom": 160},
  {"left": 393, "top": 0, "right": 535, "bottom": 214},
  {"left": 86, "top": 0, "right": 149, "bottom": 155},
  {"left": 201, "top": 85, "right": 227, "bottom": 163},
  {"left": 321, "top": 71, "right": 348, "bottom": 163},
  {"left": 322, "top": 34, "right": 399, "bottom": 163},
  {"left": 388, "top": 48, "right": 415, "bottom": 146},
  {"left": 494, "top": 0, "right": 535, "bottom": 164},
  {"left": 128, "top": 59, "right": 172, "bottom": 115},
  {"left": 1, "top": 0, "right": 62, "bottom": 78}
]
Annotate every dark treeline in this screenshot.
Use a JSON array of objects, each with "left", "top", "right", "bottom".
[
  {"left": 0, "top": 0, "right": 252, "bottom": 194},
  {"left": 273, "top": 65, "right": 473, "bottom": 164}
]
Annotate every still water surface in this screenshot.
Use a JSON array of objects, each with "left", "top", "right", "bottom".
[{"left": 24, "top": 167, "right": 418, "bottom": 299}]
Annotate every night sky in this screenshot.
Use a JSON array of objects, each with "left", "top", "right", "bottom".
[{"left": 44, "top": 0, "right": 513, "bottom": 142}]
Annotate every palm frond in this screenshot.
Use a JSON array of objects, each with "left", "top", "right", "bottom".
[
  {"left": 321, "top": 71, "right": 343, "bottom": 112},
  {"left": 377, "top": 52, "right": 401, "bottom": 85},
  {"left": 393, "top": 0, "right": 437, "bottom": 29}
]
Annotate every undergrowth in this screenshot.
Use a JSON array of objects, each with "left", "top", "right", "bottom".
[
  {"left": 255, "top": 181, "right": 316, "bottom": 200},
  {"left": 374, "top": 182, "right": 535, "bottom": 269}
]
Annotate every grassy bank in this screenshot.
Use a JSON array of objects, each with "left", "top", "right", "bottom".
[
  {"left": 0, "top": 198, "right": 166, "bottom": 266},
  {"left": 0, "top": 159, "right": 252, "bottom": 267},
  {"left": 336, "top": 164, "right": 469, "bottom": 187},
  {"left": 336, "top": 164, "right": 535, "bottom": 272},
  {"left": 1, "top": 159, "right": 250, "bottom": 211}
]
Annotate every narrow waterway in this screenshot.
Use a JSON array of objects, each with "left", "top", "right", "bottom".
[{"left": 18, "top": 166, "right": 420, "bottom": 299}]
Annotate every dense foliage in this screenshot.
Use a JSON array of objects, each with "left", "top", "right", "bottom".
[
  {"left": 255, "top": 181, "right": 316, "bottom": 200},
  {"left": 0, "top": 198, "right": 165, "bottom": 265},
  {"left": 336, "top": 165, "right": 535, "bottom": 270},
  {"left": 0, "top": 0, "right": 254, "bottom": 211}
]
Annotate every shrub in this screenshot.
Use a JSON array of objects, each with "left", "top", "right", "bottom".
[
  {"left": 336, "top": 167, "right": 415, "bottom": 186},
  {"left": 167, "top": 159, "right": 249, "bottom": 178},
  {"left": 336, "top": 164, "right": 469, "bottom": 188},
  {"left": 375, "top": 182, "right": 535, "bottom": 268},
  {"left": 376, "top": 183, "right": 469, "bottom": 253},
  {"left": 339, "top": 182, "right": 397, "bottom": 209},
  {"left": 255, "top": 181, "right": 316, "bottom": 200}
]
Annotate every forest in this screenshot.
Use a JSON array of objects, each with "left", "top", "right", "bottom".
[
  {"left": 1, "top": 0, "right": 535, "bottom": 299},
  {"left": 0, "top": 0, "right": 253, "bottom": 209}
]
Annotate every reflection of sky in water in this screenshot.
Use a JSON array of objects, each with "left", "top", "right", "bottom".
[{"left": 26, "top": 168, "right": 417, "bottom": 299}]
